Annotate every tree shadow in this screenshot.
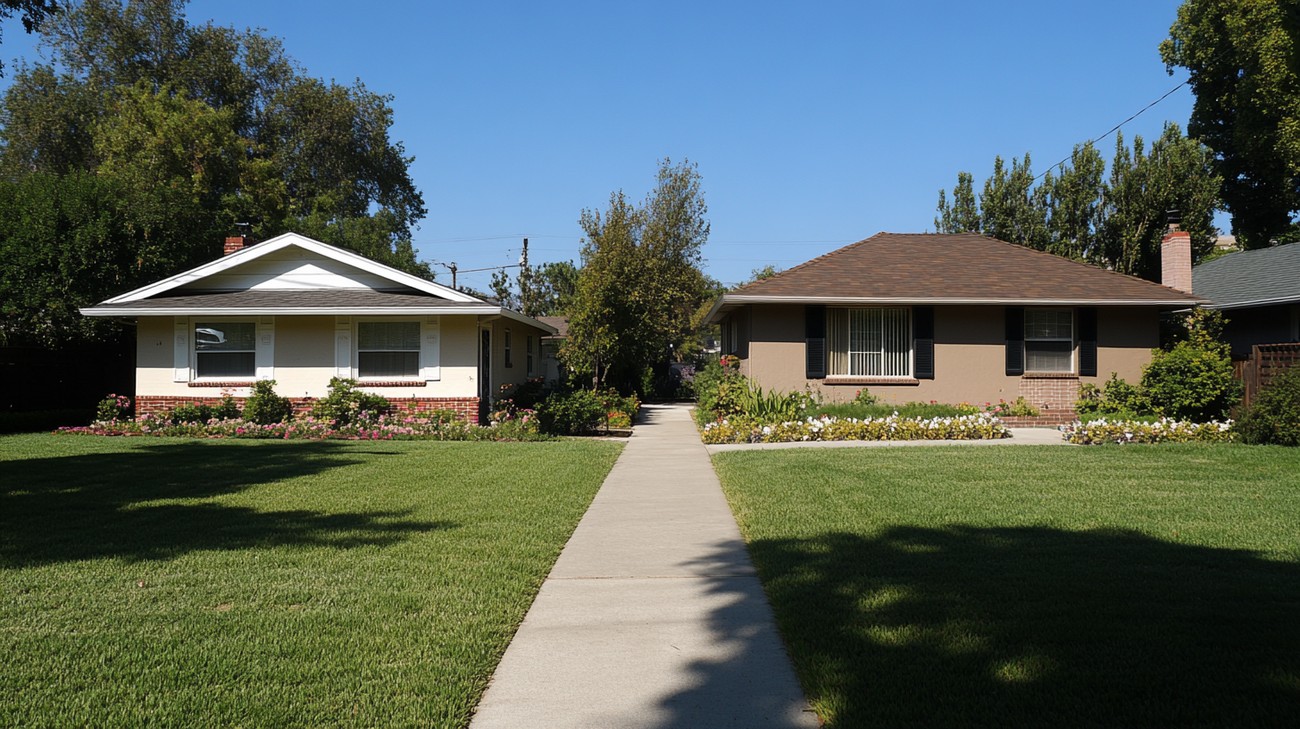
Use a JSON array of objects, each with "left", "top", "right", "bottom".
[
  {"left": 687, "top": 526, "right": 1300, "bottom": 728},
  {"left": 1, "top": 441, "right": 452, "bottom": 568}
]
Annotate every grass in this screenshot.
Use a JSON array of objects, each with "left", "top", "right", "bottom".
[
  {"left": 1, "top": 433, "right": 622, "bottom": 728},
  {"left": 713, "top": 444, "right": 1300, "bottom": 728}
]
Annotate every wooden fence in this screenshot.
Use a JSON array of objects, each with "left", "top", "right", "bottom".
[{"left": 1234, "top": 343, "right": 1300, "bottom": 409}]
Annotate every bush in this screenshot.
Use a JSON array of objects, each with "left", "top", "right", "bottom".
[
  {"left": 692, "top": 357, "right": 748, "bottom": 423},
  {"left": 95, "top": 394, "right": 132, "bottom": 422},
  {"left": 1077, "top": 374, "right": 1148, "bottom": 417},
  {"left": 243, "top": 380, "right": 293, "bottom": 425},
  {"left": 1236, "top": 365, "right": 1300, "bottom": 446},
  {"left": 1141, "top": 340, "right": 1240, "bottom": 421},
  {"left": 538, "top": 389, "right": 606, "bottom": 435},
  {"left": 310, "top": 377, "right": 390, "bottom": 426}
]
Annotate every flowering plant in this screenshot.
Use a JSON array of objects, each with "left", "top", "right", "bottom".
[
  {"left": 1060, "top": 417, "right": 1234, "bottom": 445},
  {"left": 701, "top": 412, "right": 1010, "bottom": 444}
]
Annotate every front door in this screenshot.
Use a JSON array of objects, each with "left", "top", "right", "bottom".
[{"left": 478, "top": 328, "right": 491, "bottom": 424}]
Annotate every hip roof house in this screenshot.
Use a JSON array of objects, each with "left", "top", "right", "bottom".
[
  {"left": 706, "top": 230, "right": 1204, "bottom": 412},
  {"left": 1192, "top": 240, "right": 1300, "bottom": 358},
  {"left": 81, "top": 232, "right": 554, "bottom": 422}
]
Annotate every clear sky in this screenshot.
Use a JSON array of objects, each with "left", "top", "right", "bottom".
[{"left": 0, "top": 1, "right": 1201, "bottom": 291}]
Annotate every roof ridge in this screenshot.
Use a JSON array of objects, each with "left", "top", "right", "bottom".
[{"left": 970, "top": 232, "right": 1194, "bottom": 295}]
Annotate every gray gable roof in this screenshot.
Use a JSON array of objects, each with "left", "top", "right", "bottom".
[{"left": 1193, "top": 242, "right": 1300, "bottom": 309}]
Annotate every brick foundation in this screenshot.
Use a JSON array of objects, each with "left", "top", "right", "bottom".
[
  {"left": 1018, "top": 374, "right": 1080, "bottom": 410},
  {"left": 1001, "top": 410, "right": 1078, "bottom": 427},
  {"left": 135, "top": 396, "right": 480, "bottom": 424}
]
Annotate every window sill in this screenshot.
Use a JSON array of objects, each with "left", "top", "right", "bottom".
[
  {"left": 356, "top": 380, "right": 427, "bottom": 388},
  {"left": 825, "top": 377, "right": 920, "bottom": 386},
  {"left": 1021, "top": 372, "right": 1079, "bottom": 379},
  {"left": 188, "top": 380, "right": 255, "bottom": 388}
]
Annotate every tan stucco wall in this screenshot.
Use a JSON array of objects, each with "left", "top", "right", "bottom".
[
  {"left": 485, "top": 319, "right": 548, "bottom": 396},
  {"left": 736, "top": 304, "right": 1161, "bottom": 405},
  {"left": 136, "top": 315, "right": 485, "bottom": 399}
]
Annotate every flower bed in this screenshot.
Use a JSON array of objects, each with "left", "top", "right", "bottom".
[
  {"left": 56, "top": 409, "right": 547, "bottom": 442},
  {"left": 1061, "top": 417, "right": 1235, "bottom": 445},
  {"left": 700, "top": 413, "right": 1010, "bottom": 445}
]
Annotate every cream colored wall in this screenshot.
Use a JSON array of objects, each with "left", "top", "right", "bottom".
[
  {"left": 487, "top": 319, "right": 549, "bottom": 395},
  {"left": 740, "top": 304, "right": 1161, "bottom": 405},
  {"left": 136, "top": 315, "right": 481, "bottom": 399}
]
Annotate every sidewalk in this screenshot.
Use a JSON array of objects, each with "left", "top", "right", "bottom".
[{"left": 470, "top": 404, "right": 819, "bottom": 729}]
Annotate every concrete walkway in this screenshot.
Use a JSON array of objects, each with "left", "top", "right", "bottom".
[{"left": 470, "top": 404, "right": 819, "bottom": 729}]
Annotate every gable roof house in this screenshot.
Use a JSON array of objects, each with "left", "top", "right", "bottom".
[
  {"left": 706, "top": 229, "right": 1204, "bottom": 413},
  {"left": 80, "top": 232, "right": 555, "bottom": 423},
  {"left": 1193, "top": 240, "right": 1300, "bottom": 358}
]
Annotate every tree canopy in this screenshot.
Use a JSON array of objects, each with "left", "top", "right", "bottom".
[
  {"left": 563, "top": 159, "right": 711, "bottom": 393},
  {"left": 935, "top": 124, "right": 1220, "bottom": 280},
  {"left": 0, "top": 0, "right": 428, "bottom": 345},
  {"left": 1161, "top": 0, "right": 1300, "bottom": 248}
]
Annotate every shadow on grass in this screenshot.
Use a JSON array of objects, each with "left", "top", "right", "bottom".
[
  {"left": 1, "top": 441, "right": 451, "bottom": 568},
  {"left": 715, "top": 526, "right": 1300, "bottom": 728}
]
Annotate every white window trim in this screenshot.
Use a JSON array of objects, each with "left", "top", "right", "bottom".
[
  {"left": 1024, "top": 308, "right": 1075, "bottom": 374},
  {"left": 184, "top": 316, "right": 272, "bottom": 382},
  {"left": 827, "top": 307, "right": 913, "bottom": 379},
  {"left": 344, "top": 316, "right": 441, "bottom": 382}
]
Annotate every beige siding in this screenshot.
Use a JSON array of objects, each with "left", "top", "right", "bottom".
[
  {"left": 738, "top": 303, "right": 1161, "bottom": 405},
  {"left": 136, "top": 314, "right": 483, "bottom": 399}
]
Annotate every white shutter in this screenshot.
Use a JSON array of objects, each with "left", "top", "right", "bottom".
[
  {"left": 334, "top": 317, "right": 352, "bottom": 378},
  {"left": 173, "top": 318, "right": 190, "bottom": 382},
  {"left": 420, "top": 316, "right": 441, "bottom": 381},
  {"left": 255, "top": 316, "right": 275, "bottom": 380}
]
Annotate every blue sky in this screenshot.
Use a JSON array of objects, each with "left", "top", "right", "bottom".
[{"left": 1, "top": 1, "right": 1200, "bottom": 290}]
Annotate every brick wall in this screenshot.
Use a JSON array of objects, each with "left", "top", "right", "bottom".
[
  {"left": 1018, "top": 375, "right": 1079, "bottom": 410},
  {"left": 135, "top": 396, "right": 480, "bottom": 424}
]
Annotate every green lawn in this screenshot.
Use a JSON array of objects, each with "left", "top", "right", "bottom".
[
  {"left": 713, "top": 444, "right": 1300, "bottom": 728},
  {"left": 1, "top": 434, "right": 621, "bottom": 728}
]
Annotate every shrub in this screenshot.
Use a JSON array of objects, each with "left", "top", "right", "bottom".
[
  {"left": 1141, "top": 340, "right": 1240, "bottom": 421},
  {"left": 692, "top": 357, "right": 748, "bottom": 423},
  {"left": 1077, "top": 374, "right": 1148, "bottom": 417},
  {"left": 1236, "top": 365, "right": 1300, "bottom": 446},
  {"left": 851, "top": 389, "right": 879, "bottom": 406},
  {"left": 701, "top": 413, "right": 1009, "bottom": 444},
  {"left": 95, "top": 394, "right": 132, "bottom": 422},
  {"left": 538, "top": 389, "right": 606, "bottom": 435},
  {"left": 310, "top": 377, "right": 390, "bottom": 426},
  {"left": 1062, "top": 417, "right": 1235, "bottom": 445},
  {"left": 596, "top": 388, "right": 640, "bottom": 428},
  {"left": 243, "top": 380, "right": 293, "bottom": 425}
]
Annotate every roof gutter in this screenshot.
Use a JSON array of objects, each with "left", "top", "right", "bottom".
[
  {"left": 1200, "top": 294, "right": 1300, "bottom": 310},
  {"left": 79, "top": 304, "right": 561, "bottom": 335}
]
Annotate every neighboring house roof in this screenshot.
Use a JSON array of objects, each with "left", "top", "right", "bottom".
[
  {"left": 80, "top": 232, "right": 556, "bottom": 333},
  {"left": 1193, "top": 241, "right": 1300, "bottom": 310},
  {"left": 708, "top": 232, "right": 1203, "bottom": 321},
  {"left": 536, "top": 316, "right": 569, "bottom": 339}
]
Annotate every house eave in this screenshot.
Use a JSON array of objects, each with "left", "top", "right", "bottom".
[
  {"left": 1202, "top": 294, "right": 1300, "bottom": 310},
  {"left": 707, "top": 294, "right": 1206, "bottom": 322},
  {"left": 81, "top": 305, "right": 506, "bottom": 317}
]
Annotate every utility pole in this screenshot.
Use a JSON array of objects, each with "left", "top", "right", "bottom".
[{"left": 433, "top": 261, "right": 458, "bottom": 289}]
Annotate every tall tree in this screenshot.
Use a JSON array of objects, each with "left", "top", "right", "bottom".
[
  {"left": 980, "top": 154, "right": 1048, "bottom": 248},
  {"left": 563, "top": 159, "right": 710, "bottom": 392},
  {"left": 934, "top": 171, "right": 981, "bottom": 233},
  {"left": 0, "top": 1, "right": 61, "bottom": 74},
  {"left": 1041, "top": 142, "right": 1106, "bottom": 261},
  {"left": 518, "top": 260, "right": 579, "bottom": 318},
  {"left": 1161, "top": 0, "right": 1300, "bottom": 247}
]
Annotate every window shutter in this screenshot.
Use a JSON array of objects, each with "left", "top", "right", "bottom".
[
  {"left": 255, "top": 317, "right": 275, "bottom": 381},
  {"left": 1005, "top": 307, "right": 1025, "bottom": 376},
  {"left": 420, "top": 316, "right": 441, "bottom": 381},
  {"left": 913, "top": 306, "right": 935, "bottom": 380},
  {"left": 1078, "top": 307, "right": 1098, "bottom": 377},
  {"left": 334, "top": 317, "right": 352, "bottom": 378},
  {"left": 173, "top": 318, "right": 190, "bottom": 382},
  {"left": 805, "top": 305, "right": 826, "bottom": 379}
]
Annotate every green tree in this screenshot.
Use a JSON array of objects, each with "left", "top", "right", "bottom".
[
  {"left": 934, "top": 171, "right": 981, "bottom": 233},
  {"left": 748, "top": 264, "right": 782, "bottom": 282},
  {"left": 1161, "top": 0, "right": 1300, "bottom": 247},
  {"left": 519, "top": 260, "right": 579, "bottom": 317},
  {"left": 563, "top": 159, "right": 710, "bottom": 392},
  {"left": 489, "top": 268, "right": 518, "bottom": 310},
  {"left": 0, "top": 1, "right": 61, "bottom": 74},
  {"left": 980, "top": 154, "right": 1047, "bottom": 248},
  {"left": 1041, "top": 142, "right": 1106, "bottom": 261}
]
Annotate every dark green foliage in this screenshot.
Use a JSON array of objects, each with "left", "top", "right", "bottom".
[
  {"left": 691, "top": 357, "right": 747, "bottom": 424},
  {"left": 166, "top": 395, "right": 239, "bottom": 424},
  {"left": 1142, "top": 341, "right": 1240, "bottom": 421},
  {"left": 309, "top": 377, "right": 390, "bottom": 426},
  {"left": 242, "top": 380, "right": 292, "bottom": 425},
  {"left": 495, "top": 378, "right": 548, "bottom": 412},
  {"left": 1236, "top": 365, "right": 1300, "bottom": 446},
  {"left": 0, "top": 407, "right": 93, "bottom": 434},
  {"left": 1077, "top": 373, "right": 1149, "bottom": 417},
  {"left": 537, "top": 389, "right": 605, "bottom": 435},
  {"left": 812, "top": 402, "right": 972, "bottom": 420}
]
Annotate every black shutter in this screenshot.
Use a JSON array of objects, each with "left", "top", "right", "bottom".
[
  {"left": 1078, "top": 307, "right": 1098, "bottom": 377},
  {"left": 913, "top": 306, "right": 935, "bottom": 380},
  {"left": 805, "top": 305, "right": 826, "bottom": 379},
  {"left": 1005, "top": 307, "right": 1024, "bottom": 376}
]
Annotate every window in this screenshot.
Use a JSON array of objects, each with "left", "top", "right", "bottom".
[
  {"left": 357, "top": 321, "right": 420, "bottom": 378},
  {"left": 194, "top": 322, "right": 256, "bottom": 378},
  {"left": 1024, "top": 308, "right": 1073, "bottom": 372},
  {"left": 504, "top": 328, "right": 513, "bottom": 368},
  {"left": 828, "top": 308, "right": 911, "bottom": 377},
  {"left": 526, "top": 335, "right": 535, "bottom": 376}
]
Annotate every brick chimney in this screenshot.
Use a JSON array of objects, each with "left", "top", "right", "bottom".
[
  {"left": 1160, "top": 211, "right": 1192, "bottom": 293},
  {"left": 223, "top": 233, "right": 249, "bottom": 256}
]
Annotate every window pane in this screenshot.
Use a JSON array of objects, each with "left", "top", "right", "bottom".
[
  {"left": 358, "top": 322, "right": 420, "bottom": 350},
  {"left": 195, "top": 322, "right": 255, "bottom": 351},
  {"left": 1025, "top": 340, "right": 1072, "bottom": 372},
  {"left": 359, "top": 351, "right": 419, "bottom": 377},
  {"left": 196, "top": 351, "right": 255, "bottom": 378},
  {"left": 1025, "top": 309, "right": 1072, "bottom": 339},
  {"left": 832, "top": 307, "right": 910, "bottom": 377}
]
